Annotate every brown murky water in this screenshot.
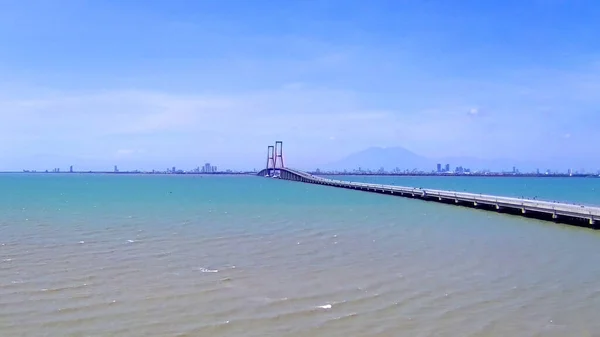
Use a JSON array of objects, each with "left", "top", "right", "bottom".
[{"left": 2, "top": 175, "right": 600, "bottom": 336}]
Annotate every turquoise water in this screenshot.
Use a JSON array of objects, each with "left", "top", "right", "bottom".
[{"left": 2, "top": 174, "right": 600, "bottom": 336}]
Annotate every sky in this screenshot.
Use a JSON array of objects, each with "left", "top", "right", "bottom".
[{"left": 1, "top": 0, "right": 599, "bottom": 172}]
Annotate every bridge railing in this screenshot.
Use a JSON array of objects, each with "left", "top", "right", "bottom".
[{"left": 278, "top": 169, "right": 600, "bottom": 217}]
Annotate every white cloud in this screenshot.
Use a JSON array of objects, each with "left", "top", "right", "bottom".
[
  {"left": 0, "top": 86, "right": 406, "bottom": 168},
  {"left": 468, "top": 107, "right": 479, "bottom": 115},
  {"left": 0, "top": 87, "right": 400, "bottom": 141},
  {"left": 1, "top": 69, "right": 599, "bottom": 170}
]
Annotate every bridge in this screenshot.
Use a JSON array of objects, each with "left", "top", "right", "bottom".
[{"left": 257, "top": 141, "right": 600, "bottom": 229}]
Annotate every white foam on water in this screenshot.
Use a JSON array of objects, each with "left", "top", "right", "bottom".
[
  {"left": 198, "top": 267, "right": 219, "bottom": 273},
  {"left": 317, "top": 304, "right": 332, "bottom": 310}
]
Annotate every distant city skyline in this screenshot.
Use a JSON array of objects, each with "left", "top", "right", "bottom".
[
  {"left": 1, "top": 1, "right": 600, "bottom": 171},
  {"left": 13, "top": 154, "right": 600, "bottom": 177},
  {"left": 8, "top": 144, "right": 600, "bottom": 174},
  {"left": 20, "top": 162, "right": 230, "bottom": 174}
]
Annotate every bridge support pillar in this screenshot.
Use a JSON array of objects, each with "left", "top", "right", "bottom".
[
  {"left": 496, "top": 205, "right": 500, "bottom": 210},
  {"left": 438, "top": 197, "right": 442, "bottom": 201},
  {"left": 455, "top": 199, "right": 458, "bottom": 203},
  {"left": 521, "top": 208, "right": 526, "bottom": 214},
  {"left": 265, "top": 145, "right": 275, "bottom": 176},
  {"left": 552, "top": 213, "right": 558, "bottom": 219},
  {"left": 590, "top": 218, "right": 595, "bottom": 226},
  {"left": 473, "top": 201, "right": 478, "bottom": 207}
]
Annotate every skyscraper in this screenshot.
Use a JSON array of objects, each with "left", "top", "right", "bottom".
[
  {"left": 436, "top": 163, "right": 442, "bottom": 172},
  {"left": 445, "top": 164, "right": 450, "bottom": 172},
  {"left": 69, "top": 165, "right": 73, "bottom": 173}
]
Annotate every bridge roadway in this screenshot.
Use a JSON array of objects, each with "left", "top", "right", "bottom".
[{"left": 258, "top": 168, "right": 600, "bottom": 228}]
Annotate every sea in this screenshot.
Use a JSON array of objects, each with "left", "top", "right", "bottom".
[{"left": 2, "top": 173, "right": 600, "bottom": 337}]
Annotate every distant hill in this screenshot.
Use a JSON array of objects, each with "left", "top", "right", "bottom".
[
  {"left": 323, "top": 146, "right": 432, "bottom": 171},
  {"left": 322, "top": 146, "right": 539, "bottom": 172}
]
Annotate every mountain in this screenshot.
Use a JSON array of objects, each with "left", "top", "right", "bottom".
[
  {"left": 322, "top": 146, "right": 549, "bottom": 172},
  {"left": 322, "top": 146, "right": 433, "bottom": 171}
]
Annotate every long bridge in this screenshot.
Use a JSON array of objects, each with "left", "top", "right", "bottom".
[{"left": 258, "top": 141, "right": 600, "bottom": 229}]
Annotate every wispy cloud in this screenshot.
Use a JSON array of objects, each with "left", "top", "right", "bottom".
[
  {"left": 0, "top": 86, "right": 405, "bottom": 169},
  {"left": 1, "top": 0, "right": 600, "bottom": 170},
  {"left": 1, "top": 62, "right": 600, "bottom": 170},
  {"left": 467, "top": 107, "right": 480, "bottom": 116}
]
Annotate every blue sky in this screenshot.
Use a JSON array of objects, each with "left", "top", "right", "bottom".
[{"left": 1, "top": 0, "right": 599, "bottom": 171}]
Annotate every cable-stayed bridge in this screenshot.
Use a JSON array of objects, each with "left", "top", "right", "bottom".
[{"left": 257, "top": 141, "right": 599, "bottom": 229}]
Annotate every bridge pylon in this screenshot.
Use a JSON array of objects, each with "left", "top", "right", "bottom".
[
  {"left": 274, "top": 141, "right": 285, "bottom": 169},
  {"left": 265, "top": 145, "right": 275, "bottom": 176}
]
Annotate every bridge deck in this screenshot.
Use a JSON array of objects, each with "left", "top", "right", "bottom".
[{"left": 258, "top": 168, "right": 600, "bottom": 228}]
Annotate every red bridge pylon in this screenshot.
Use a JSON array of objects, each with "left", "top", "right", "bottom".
[
  {"left": 274, "top": 140, "right": 285, "bottom": 169},
  {"left": 265, "top": 145, "right": 275, "bottom": 175}
]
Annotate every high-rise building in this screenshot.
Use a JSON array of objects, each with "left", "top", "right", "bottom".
[
  {"left": 204, "top": 163, "right": 212, "bottom": 173},
  {"left": 69, "top": 165, "right": 73, "bottom": 173},
  {"left": 172, "top": 166, "right": 176, "bottom": 173},
  {"left": 212, "top": 166, "right": 217, "bottom": 173},
  {"left": 114, "top": 165, "right": 118, "bottom": 173},
  {"left": 436, "top": 163, "right": 442, "bottom": 172},
  {"left": 445, "top": 164, "right": 450, "bottom": 172}
]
